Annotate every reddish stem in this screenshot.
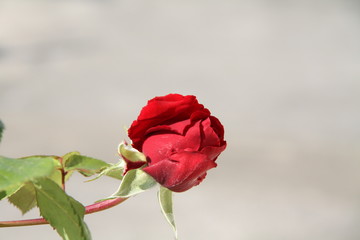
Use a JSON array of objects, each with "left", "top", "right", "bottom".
[
  {"left": 0, "top": 197, "right": 127, "bottom": 228},
  {"left": 85, "top": 197, "right": 128, "bottom": 214}
]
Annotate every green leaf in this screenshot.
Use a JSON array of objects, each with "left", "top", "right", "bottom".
[
  {"left": 62, "top": 151, "right": 81, "bottom": 162},
  {"left": 118, "top": 141, "right": 146, "bottom": 162},
  {"left": 8, "top": 182, "right": 37, "bottom": 214},
  {"left": 0, "top": 120, "right": 4, "bottom": 143},
  {"left": 48, "top": 167, "right": 64, "bottom": 186},
  {"left": 0, "top": 184, "right": 21, "bottom": 201},
  {"left": 111, "top": 169, "right": 156, "bottom": 198},
  {"left": 20, "top": 155, "right": 64, "bottom": 186},
  {"left": 63, "top": 152, "right": 110, "bottom": 177},
  {"left": 0, "top": 156, "right": 55, "bottom": 192},
  {"left": 158, "top": 186, "right": 177, "bottom": 239},
  {"left": 34, "top": 178, "right": 91, "bottom": 240},
  {"left": 0, "top": 191, "right": 6, "bottom": 200}
]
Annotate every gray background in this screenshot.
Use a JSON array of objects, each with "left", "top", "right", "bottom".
[{"left": 1, "top": 1, "right": 360, "bottom": 239}]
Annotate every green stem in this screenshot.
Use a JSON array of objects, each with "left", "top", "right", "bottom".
[{"left": 0, "top": 197, "right": 127, "bottom": 227}]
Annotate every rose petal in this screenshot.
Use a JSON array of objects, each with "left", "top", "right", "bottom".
[
  {"left": 200, "top": 117, "right": 221, "bottom": 148},
  {"left": 142, "top": 134, "right": 184, "bottom": 165},
  {"left": 200, "top": 143, "right": 227, "bottom": 161},
  {"left": 143, "top": 151, "right": 217, "bottom": 192},
  {"left": 145, "top": 119, "right": 191, "bottom": 136},
  {"left": 167, "top": 119, "right": 192, "bottom": 135},
  {"left": 129, "top": 94, "right": 206, "bottom": 151},
  {"left": 142, "top": 121, "right": 202, "bottom": 165},
  {"left": 190, "top": 109, "right": 211, "bottom": 122},
  {"left": 182, "top": 120, "right": 202, "bottom": 151},
  {"left": 209, "top": 116, "right": 225, "bottom": 143}
]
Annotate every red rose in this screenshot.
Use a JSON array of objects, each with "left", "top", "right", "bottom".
[{"left": 126, "top": 94, "right": 226, "bottom": 192}]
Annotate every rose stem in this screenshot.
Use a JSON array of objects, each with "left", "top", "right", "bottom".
[{"left": 0, "top": 197, "right": 128, "bottom": 227}]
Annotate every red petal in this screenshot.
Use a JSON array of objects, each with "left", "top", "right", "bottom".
[
  {"left": 182, "top": 120, "right": 202, "bottom": 151},
  {"left": 142, "top": 133, "right": 184, "bottom": 165},
  {"left": 200, "top": 117, "right": 221, "bottom": 148},
  {"left": 145, "top": 119, "right": 191, "bottom": 136},
  {"left": 142, "top": 121, "right": 202, "bottom": 165},
  {"left": 143, "top": 151, "right": 216, "bottom": 192},
  {"left": 128, "top": 94, "right": 206, "bottom": 151},
  {"left": 209, "top": 116, "right": 225, "bottom": 142},
  {"left": 201, "top": 143, "right": 227, "bottom": 161},
  {"left": 190, "top": 109, "right": 210, "bottom": 122}
]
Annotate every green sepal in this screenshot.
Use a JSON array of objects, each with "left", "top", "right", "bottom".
[
  {"left": 158, "top": 186, "right": 177, "bottom": 239},
  {"left": 87, "top": 161, "right": 124, "bottom": 182},
  {"left": 118, "top": 141, "right": 146, "bottom": 162},
  {"left": 8, "top": 182, "right": 37, "bottom": 214},
  {"left": 63, "top": 152, "right": 110, "bottom": 177},
  {"left": 34, "top": 178, "right": 91, "bottom": 240},
  {"left": 0, "top": 156, "right": 56, "bottom": 192},
  {"left": 100, "top": 163, "right": 124, "bottom": 180},
  {"left": 111, "top": 168, "right": 156, "bottom": 198}
]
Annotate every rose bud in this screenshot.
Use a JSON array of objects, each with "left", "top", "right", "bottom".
[{"left": 126, "top": 94, "right": 226, "bottom": 192}]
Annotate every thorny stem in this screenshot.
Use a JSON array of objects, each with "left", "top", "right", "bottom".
[{"left": 0, "top": 197, "right": 128, "bottom": 227}]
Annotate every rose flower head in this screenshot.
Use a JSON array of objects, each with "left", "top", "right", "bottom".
[{"left": 123, "top": 94, "right": 226, "bottom": 192}]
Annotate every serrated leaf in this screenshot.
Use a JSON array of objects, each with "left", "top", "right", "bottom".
[
  {"left": 118, "top": 142, "right": 146, "bottom": 162},
  {"left": 0, "top": 156, "right": 55, "bottom": 192},
  {"left": 111, "top": 168, "right": 156, "bottom": 198},
  {"left": 20, "top": 155, "right": 65, "bottom": 186},
  {"left": 0, "top": 120, "right": 4, "bottom": 143},
  {"left": 8, "top": 182, "right": 37, "bottom": 214},
  {"left": 0, "top": 184, "right": 21, "bottom": 201},
  {"left": 63, "top": 153, "right": 110, "bottom": 177},
  {"left": 0, "top": 191, "right": 6, "bottom": 200},
  {"left": 34, "top": 178, "right": 91, "bottom": 240},
  {"left": 48, "top": 168, "right": 64, "bottom": 186},
  {"left": 158, "top": 186, "right": 177, "bottom": 239}
]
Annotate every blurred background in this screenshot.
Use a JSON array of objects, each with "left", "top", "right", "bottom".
[{"left": 1, "top": 0, "right": 360, "bottom": 239}]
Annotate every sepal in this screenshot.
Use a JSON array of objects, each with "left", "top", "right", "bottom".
[
  {"left": 118, "top": 141, "right": 147, "bottom": 173},
  {"left": 110, "top": 168, "right": 156, "bottom": 198},
  {"left": 118, "top": 141, "right": 147, "bottom": 163},
  {"left": 87, "top": 161, "right": 124, "bottom": 182},
  {"left": 158, "top": 186, "right": 177, "bottom": 239}
]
